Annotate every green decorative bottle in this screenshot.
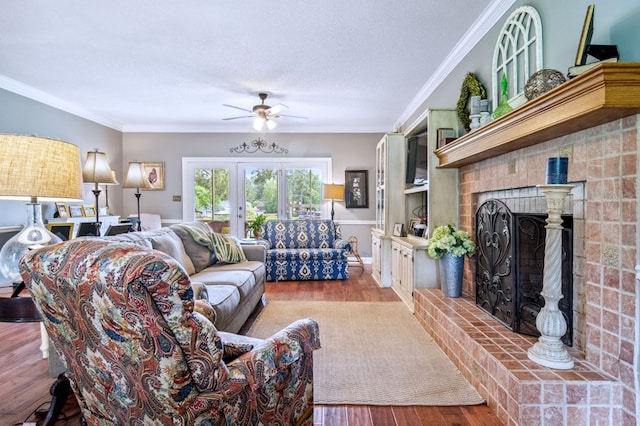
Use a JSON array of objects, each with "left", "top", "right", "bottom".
[{"left": 492, "top": 74, "right": 513, "bottom": 120}]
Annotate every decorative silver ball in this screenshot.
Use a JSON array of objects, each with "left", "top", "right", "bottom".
[{"left": 524, "top": 69, "right": 567, "bottom": 101}]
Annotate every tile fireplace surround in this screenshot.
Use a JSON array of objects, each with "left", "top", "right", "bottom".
[{"left": 423, "top": 65, "right": 640, "bottom": 426}]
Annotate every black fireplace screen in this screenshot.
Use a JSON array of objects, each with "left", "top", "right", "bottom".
[{"left": 475, "top": 199, "right": 573, "bottom": 345}]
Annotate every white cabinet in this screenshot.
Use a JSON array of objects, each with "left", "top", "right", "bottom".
[
  {"left": 372, "top": 133, "right": 405, "bottom": 287},
  {"left": 404, "top": 109, "right": 460, "bottom": 238},
  {"left": 374, "top": 133, "right": 405, "bottom": 235},
  {"left": 390, "top": 236, "right": 438, "bottom": 310},
  {"left": 372, "top": 111, "right": 461, "bottom": 301},
  {"left": 48, "top": 216, "right": 120, "bottom": 238}
]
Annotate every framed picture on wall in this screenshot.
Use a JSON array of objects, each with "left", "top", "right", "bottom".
[
  {"left": 142, "top": 162, "right": 165, "bottom": 190},
  {"left": 345, "top": 170, "right": 368, "bottom": 208}
]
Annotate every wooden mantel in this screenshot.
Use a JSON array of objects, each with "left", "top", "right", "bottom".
[{"left": 435, "top": 63, "right": 640, "bottom": 168}]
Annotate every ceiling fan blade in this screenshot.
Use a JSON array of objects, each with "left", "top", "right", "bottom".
[
  {"left": 266, "top": 104, "right": 288, "bottom": 115},
  {"left": 278, "top": 113, "right": 308, "bottom": 120},
  {"left": 223, "top": 104, "right": 253, "bottom": 113},
  {"left": 222, "top": 115, "right": 254, "bottom": 120}
]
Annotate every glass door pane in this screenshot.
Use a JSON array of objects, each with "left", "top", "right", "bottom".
[
  {"left": 242, "top": 165, "right": 280, "bottom": 237},
  {"left": 193, "top": 167, "right": 232, "bottom": 233},
  {"left": 285, "top": 167, "right": 322, "bottom": 219}
]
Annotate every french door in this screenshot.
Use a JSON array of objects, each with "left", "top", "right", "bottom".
[{"left": 182, "top": 157, "right": 331, "bottom": 237}]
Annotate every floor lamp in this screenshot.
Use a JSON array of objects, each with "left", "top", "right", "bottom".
[
  {"left": 322, "top": 183, "right": 344, "bottom": 222},
  {"left": 123, "top": 161, "right": 152, "bottom": 231},
  {"left": 82, "top": 149, "right": 117, "bottom": 236},
  {"left": 0, "top": 135, "right": 84, "bottom": 283},
  {"left": 103, "top": 170, "right": 119, "bottom": 216}
]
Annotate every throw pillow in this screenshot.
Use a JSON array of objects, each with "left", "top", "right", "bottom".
[
  {"left": 149, "top": 231, "right": 196, "bottom": 276},
  {"left": 210, "top": 233, "right": 247, "bottom": 264}
]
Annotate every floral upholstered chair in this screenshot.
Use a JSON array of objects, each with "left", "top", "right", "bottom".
[{"left": 19, "top": 239, "right": 320, "bottom": 425}]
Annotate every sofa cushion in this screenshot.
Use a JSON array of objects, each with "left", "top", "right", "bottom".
[
  {"left": 211, "top": 233, "right": 247, "bottom": 264},
  {"left": 265, "top": 248, "right": 347, "bottom": 262},
  {"left": 149, "top": 230, "right": 196, "bottom": 276},
  {"left": 205, "top": 284, "right": 241, "bottom": 330},
  {"left": 202, "top": 261, "right": 266, "bottom": 290},
  {"left": 170, "top": 223, "right": 217, "bottom": 273}
]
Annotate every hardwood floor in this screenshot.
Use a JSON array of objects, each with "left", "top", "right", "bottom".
[{"left": 0, "top": 266, "right": 501, "bottom": 425}]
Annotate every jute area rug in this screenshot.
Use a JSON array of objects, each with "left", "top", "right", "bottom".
[{"left": 247, "top": 301, "right": 485, "bottom": 406}]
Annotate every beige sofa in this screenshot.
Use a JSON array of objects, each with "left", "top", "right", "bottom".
[{"left": 103, "top": 223, "right": 266, "bottom": 333}]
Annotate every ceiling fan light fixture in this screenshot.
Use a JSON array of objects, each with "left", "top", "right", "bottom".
[
  {"left": 266, "top": 118, "right": 277, "bottom": 130},
  {"left": 253, "top": 117, "right": 264, "bottom": 131}
]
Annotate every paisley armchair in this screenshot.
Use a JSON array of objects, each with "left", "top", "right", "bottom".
[{"left": 20, "top": 239, "right": 320, "bottom": 425}]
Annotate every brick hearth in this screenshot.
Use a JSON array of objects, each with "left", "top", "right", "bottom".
[{"left": 414, "top": 289, "right": 622, "bottom": 426}]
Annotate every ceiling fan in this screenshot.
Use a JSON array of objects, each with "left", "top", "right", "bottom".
[{"left": 223, "top": 93, "right": 307, "bottom": 131}]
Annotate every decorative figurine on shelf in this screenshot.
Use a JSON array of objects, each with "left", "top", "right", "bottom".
[{"left": 492, "top": 74, "right": 513, "bottom": 120}]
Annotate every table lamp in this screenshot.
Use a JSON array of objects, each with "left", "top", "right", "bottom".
[
  {"left": 322, "top": 183, "right": 344, "bottom": 221},
  {"left": 82, "top": 149, "right": 117, "bottom": 236},
  {"left": 123, "top": 161, "right": 152, "bottom": 231},
  {"left": 0, "top": 135, "right": 83, "bottom": 283}
]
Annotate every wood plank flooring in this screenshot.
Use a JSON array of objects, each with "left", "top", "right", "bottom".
[{"left": 0, "top": 266, "right": 501, "bottom": 425}]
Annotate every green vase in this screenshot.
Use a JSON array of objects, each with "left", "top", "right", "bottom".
[{"left": 492, "top": 74, "right": 513, "bottom": 120}]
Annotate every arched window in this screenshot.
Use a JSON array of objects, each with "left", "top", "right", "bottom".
[{"left": 492, "top": 6, "right": 543, "bottom": 109}]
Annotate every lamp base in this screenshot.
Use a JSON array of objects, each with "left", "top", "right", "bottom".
[{"left": 0, "top": 203, "right": 61, "bottom": 283}]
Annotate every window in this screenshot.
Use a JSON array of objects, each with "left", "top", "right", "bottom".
[{"left": 183, "top": 157, "right": 331, "bottom": 237}]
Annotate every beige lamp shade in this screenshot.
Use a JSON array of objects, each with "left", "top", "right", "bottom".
[
  {"left": 83, "top": 150, "right": 118, "bottom": 184},
  {"left": 0, "top": 134, "right": 83, "bottom": 201},
  {"left": 123, "top": 162, "right": 152, "bottom": 189},
  {"left": 105, "top": 170, "right": 119, "bottom": 185},
  {"left": 322, "top": 183, "right": 344, "bottom": 201}
]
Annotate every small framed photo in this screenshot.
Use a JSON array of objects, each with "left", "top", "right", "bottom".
[
  {"left": 55, "top": 202, "right": 69, "bottom": 218},
  {"left": 46, "top": 223, "right": 75, "bottom": 241},
  {"left": 82, "top": 205, "right": 96, "bottom": 217},
  {"left": 142, "top": 162, "right": 165, "bottom": 191},
  {"left": 437, "top": 128, "right": 457, "bottom": 149},
  {"left": 68, "top": 205, "right": 84, "bottom": 218},
  {"left": 408, "top": 217, "right": 421, "bottom": 232},
  {"left": 393, "top": 223, "right": 405, "bottom": 237}
]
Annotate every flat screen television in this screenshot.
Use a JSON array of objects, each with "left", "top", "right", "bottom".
[{"left": 405, "top": 132, "right": 428, "bottom": 185}]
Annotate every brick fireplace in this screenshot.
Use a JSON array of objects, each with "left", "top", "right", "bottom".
[
  {"left": 413, "top": 65, "right": 640, "bottom": 426},
  {"left": 415, "top": 115, "right": 638, "bottom": 425}
]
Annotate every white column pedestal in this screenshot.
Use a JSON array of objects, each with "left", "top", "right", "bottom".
[{"left": 527, "top": 184, "right": 574, "bottom": 369}]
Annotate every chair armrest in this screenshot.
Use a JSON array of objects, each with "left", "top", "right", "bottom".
[
  {"left": 241, "top": 244, "right": 267, "bottom": 262},
  {"left": 334, "top": 239, "right": 351, "bottom": 251},
  {"left": 225, "top": 318, "right": 320, "bottom": 389}
]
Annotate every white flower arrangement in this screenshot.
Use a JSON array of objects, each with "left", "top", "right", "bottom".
[{"left": 426, "top": 224, "right": 476, "bottom": 259}]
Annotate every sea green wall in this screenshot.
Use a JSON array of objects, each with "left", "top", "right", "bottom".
[{"left": 401, "top": 0, "right": 640, "bottom": 129}]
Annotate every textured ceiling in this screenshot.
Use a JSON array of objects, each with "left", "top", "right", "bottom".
[{"left": 0, "top": 1, "right": 507, "bottom": 133}]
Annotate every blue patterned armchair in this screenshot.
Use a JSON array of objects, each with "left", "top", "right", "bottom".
[
  {"left": 20, "top": 239, "right": 320, "bottom": 425},
  {"left": 261, "top": 219, "right": 350, "bottom": 281}
]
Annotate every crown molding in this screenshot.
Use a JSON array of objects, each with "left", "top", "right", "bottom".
[
  {"left": 0, "top": 75, "right": 123, "bottom": 131},
  {"left": 395, "top": 0, "right": 516, "bottom": 131}
]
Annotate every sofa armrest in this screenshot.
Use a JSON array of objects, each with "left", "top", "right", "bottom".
[{"left": 241, "top": 244, "right": 267, "bottom": 262}]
